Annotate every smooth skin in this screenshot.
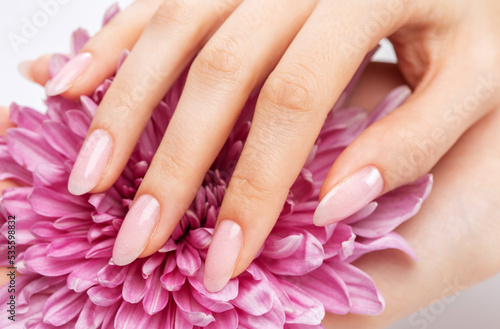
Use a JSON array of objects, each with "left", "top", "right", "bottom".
[
  {"left": 4, "top": 63, "right": 500, "bottom": 327},
  {"left": 22, "top": 0, "right": 500, "bottom": 291}
]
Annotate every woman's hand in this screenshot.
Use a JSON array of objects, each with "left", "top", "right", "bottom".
[
  {"left": 22, "top": 0, "right": 500, "bottom": 292},
  {"left": 322, "top": 63, "right": 500, "bottom": 328}
]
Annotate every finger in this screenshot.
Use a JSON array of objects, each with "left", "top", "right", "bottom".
[
  {"left": 314, "top": 62, "right": 500, "bottom": 226},
  {"left": 0, "top": 106, "right": 15, "bottom": 135},
  {"left": 111, "top": 0, "right": 318, "bottom": 266},
  {"left": 67, "top": 0, "right": 242, "bottom": 197},
  {"left": 323, "top": 106, "right": 500, "bottom": 329},
  {"left": 44, "top": 0, "right": 164, "bottom": 99},
  {"left": 203, "top": 0, "right": 407, "bottom": 292},
  {"left": 18, "top": 54, "right": 52, "bottom": 85}
]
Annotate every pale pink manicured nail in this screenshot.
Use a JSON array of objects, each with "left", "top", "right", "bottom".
[
  {"left": 112, "top": 195, "right": 160, "bottom": 266},
  {"left": 45, "top": 52, "right": 92, "bottom": 96},
  {"left": 313, "top": 166, "right": 384, "bottom": 226},
  {"left": 204, "top": 220, "right": 243, "bottom": 293},
  {"left": 18, "top": 60, "right": 34, "bottom": 81},
  {"left": 68, "top": 129, "right": 113, "bottom": 195}
]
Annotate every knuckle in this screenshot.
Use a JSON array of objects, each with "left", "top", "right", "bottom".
[
  {"left": 229, "top": 171, "right": 274, "bottom": 204},
  {"left": 193, "top": 33, "right": 247, "bottom": 83},
  {"left": 102, "top": 83, "right": 137, "bottom": 116},
  {"left": 152, "top": 0, "right": 192, "bottom": 28},
  {"left": 261, "top": 64, "right": 319, "bottom": 115},
  {"left": 154, "top": 140, "right": 192, "bottom": 182}
]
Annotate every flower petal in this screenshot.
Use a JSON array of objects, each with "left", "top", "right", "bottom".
[
  {"left": 114, "top": 300, "right": 151, "bottom": 329},
  {"left": 332, "top": 260, "right": 385, "bottom": 315},
  {"left": 176, "top": 242, "right": 201, "bottom": 277},
  {"left": 42, "top": 286, "right": 87, "bottom": 325},
  {"left": 143, "top": 267, "right": 170, "bottom": 315},
  {"left": 67, "top": 259, "right": 108, "bottom": 292},
  {"left": 173, "top": 284, "right": 215, "bottom": 327}
]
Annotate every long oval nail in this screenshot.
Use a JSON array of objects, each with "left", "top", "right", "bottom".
[
  {"left": 204, "top": 220, "right": 243, "bottom": 293},
  {"left": 68, "top": 129, "right": 113, "bottom": 195},
  {"left": 112, "top": 195, "right": 160, "bottom": 266},
  {"left": 45, "top": 52, "right": 92, "bottom": 96},
  {"left": 313, "top": 166, "right": 384, "bottom": 226}
]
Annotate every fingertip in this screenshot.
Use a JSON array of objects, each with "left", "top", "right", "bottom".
[
  {"left": 30, "top": 54, "right": 53, "bottom": 86},
  {"left": 0, "top": 106, "right": 15, "bottom": 136}
]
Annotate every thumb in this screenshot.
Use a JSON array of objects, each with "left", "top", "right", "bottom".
[{"left": 314, "top": 68, "right": 500, "bottom": 226}]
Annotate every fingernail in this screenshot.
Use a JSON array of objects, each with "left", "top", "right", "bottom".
[
  {"left": 68, "top": 129, "right": 113, "bottom": 195},
  {"left": 313, "top": 166, "right": 384, "bottom": 226},
  {"left": 112, "top": 195, "right": 160, "bottom": 266},
  {"left": 204, "top": 220, "right": 243, "bottom": 293},
  {"left": 45, "top": 52, "right": 92, "bottom": 96},
  {"left": 18, "top": 60, "right": 34, "bottom": 81}
]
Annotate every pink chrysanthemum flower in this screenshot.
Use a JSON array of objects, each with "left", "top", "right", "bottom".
[{"left": 0, "top": 7, "right": 432, "bottom": 329}]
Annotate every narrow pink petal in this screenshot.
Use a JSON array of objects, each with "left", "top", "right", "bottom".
[
  {"left": 65, "top": 110, "right": 91, "bottom": 138},
  {"left": 174, "top": 306, "right": 194, "bottom": 329},
  {"left": 367, "top": 85, "right": 411, "bottom": 125},
  {"left": 7, "top": 128, "right": 63, "bottom": 171},
  {"left": 97, "top": 263, "right": 130, "bottom": 288},
  {"left": 24, "top": 244, "right": 86, "bottom": 276},
  {"left": 29, "top": 187, "right": 90, "bottom": 217},
  {"left": 1, "top": 217, "right": 37, "bottom": 244},
  {"left": 114, "top": 300, "right": 152, "bottom": 329},
  {"left": 260, "top": 231, "right": 324, "bottom": 275},
  {"left": 86, "top": 238, "right": 114, "bottom": 259},
  {"left": 332, "top": 260, "right": 385, "bottom": 315},
  {"left": 33, "top": 163, "right": 68, "bottom": 189},
  {"left": 30, "top": 221, "right": 62, "bottom": 240},
  {"left": 289, "top": 261, "right": 351, "bottom": 315},
  {"left": 143, "top": 267, "right": 170, "bottom": 315},
  {"left": 122, "top": 262, "right": 147, "bottom": 303},
  {"left": 289, "top": 169, "right": 315, "bottom": 203},
  {"left": 75, "top": 299, "right": 107, "bottom": 329},
  {"left": 185, "top": 228, "right": 212, "bottom": 249},
  {"left": 237, "top": 296, "right": 285, "bottom": 329},
  {"left": 0, "top": 144, "right": 33, "bottom": 184},
  {"left": 173, "top": 284, "right": 215, "bottom": 327},
  {"left": 188, "top": 264, "right": 238, "bottom": 302},
  {"left": 71, "top": 28, "right": 90, "bottom": 57},
  {"left": 42, "top": 286, "right": 87, "bottom": 326},
  {"left": 323, "top": 223, "right": 355, "bottom": 260},
  {"left": 232, "top": 269, "right": 274, "bottom": 316},
  {"left": 142, "top": 252, "right": 166, "bottom": 279},
  {"left": 11, "top": 104, "right": 45, "bottom": 133},
  {"left": 48, "top": 53, "right": 69, "bottom": 78},
  {"left": 46, "top": 237, "right": 91, "bottom": 259},
  {"left": 17, "top": 275, "right": 65, "bottom": 314},
  {"left": 42, "top": 120, "right": 81, "bottom": 160},
  {"left": 116, "top": 49, "right": 129, "bottom": 71},
  {"left": 67, "top": 259, "right": 108, "bottom": 292},
  {"left": 80, "top": 95, "right": 98, "bottom": 117},
  {"left": 205, "top": 309, "right": 238, "bottom": 329},
  {"left": 191, "top": 288, "right": 234, "bottom": 313},
  {"left": 279, "top": 279, "right": 324, "bottom": 325},
  {"left": 176, "top": 242, "right": 201, "bottom": 276},
  {"left": 347, "top": 232, "right": 417, "bottom": 263},
  {"left": 352, "top": 195, "right": 423, "bottom": 238},
  {"left": 87, "top": 286, "right": 122, "bottom": 306},
  {"left": 160, "top": 266, "right": 186, "bottom": 292},
  {"left": 102, "top": 2, "right": 120, "bottom": 26},
  {"left": 260, "top": 234, "right": 303, "bottom": 259}
]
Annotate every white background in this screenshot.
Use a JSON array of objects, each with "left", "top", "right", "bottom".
[{"left": 0, "top": 1, "right": 499, "bottom": 328}]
